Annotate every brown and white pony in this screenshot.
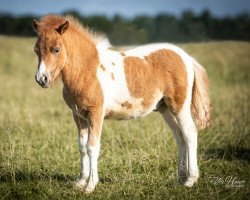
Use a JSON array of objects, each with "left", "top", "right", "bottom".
[{"left": 33, "top": 15, "right": 210, "bottom": 193}]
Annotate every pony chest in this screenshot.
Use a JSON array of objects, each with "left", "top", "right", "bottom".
[{"left": 62, "top": 86, "right": 101, "bottom": 113}]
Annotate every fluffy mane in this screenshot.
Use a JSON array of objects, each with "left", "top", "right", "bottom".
[{"left": 39, "top": 14, "right": 111, "bottom": 49}]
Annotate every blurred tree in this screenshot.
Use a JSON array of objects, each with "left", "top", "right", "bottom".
[
  {"left": 179, "top": 10, "right": 208, "bottom": 42},
  {"left": 0, "top": 10, "right": 249, "bottom": 43},
  {"left": 235, "top": 13, "right": 250, "bottom": 40},
  {"left": 132, "top": 16, "right": 155, "bottom": 42},
  {"left": 84, "top": 15, "right": 113, "bottom": 34},
  {"left": 110, "top": 15, "right": 147, "bottom": 45},
  {"left": 154, "top": 13, "right": 181, "bottom": 42},
  {"left": 63, "top": 10, "right": 83, "bottom": 20}
]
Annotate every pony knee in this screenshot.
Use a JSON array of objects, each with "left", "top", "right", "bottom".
[
  {"left": 87, "top": 143, "right": 100, "bottom": 159},
  {"left": 176, "top": 114, "right": 197, "bottom": 142},
  {"left": 79, "top": 133, "right": 88, "bottom": 154}
]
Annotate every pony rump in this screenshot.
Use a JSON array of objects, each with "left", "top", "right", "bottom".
[{"left": 191, "top": 60, "right": 211, "bottom": 130}]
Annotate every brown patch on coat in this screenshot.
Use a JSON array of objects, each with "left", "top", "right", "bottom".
[
  {"left": 111, "top": 62, "right": 115, "bottom": 66},
  {"left": 100, "top": 64, "right": 106, "bottom": 71},
  {"left": 124, "top": 49, "right": 187, "bottom": 113},
  {"left": 111, "top": 72, "right": 115, "bottom": 80},
  {"left": 121, "top": 101, "right": 132, "bottom": 109}
]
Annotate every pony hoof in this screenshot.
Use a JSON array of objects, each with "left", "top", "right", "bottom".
[
  {"left": 183, "top": 176, "right": 198, "bottom": 187},
  {"left": 75, "top": 179, "right": 87, "bottom": 189},
  {"left": 85, "top": 186, "right": 95, "bottom": 194},
  {"left": 84, "top": 180, "right": 98, "bottom": 194},
  {"left": 177, "top": 177, "right": 187, "bottom": 185}
]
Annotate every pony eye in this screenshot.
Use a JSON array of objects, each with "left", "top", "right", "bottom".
[{"left": 52, "top": 47, "right": 60, "bottom": 54}]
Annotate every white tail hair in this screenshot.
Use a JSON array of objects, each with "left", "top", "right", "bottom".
[{"left": 191, "top": 60, "right": 211, "bottom": 130}]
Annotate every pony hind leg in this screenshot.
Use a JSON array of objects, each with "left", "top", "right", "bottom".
[
  {"left": 160, "top": 107, "right": 188, "bottom": 184},
  {"left": 175, "top": 106, "right": 199, "bottom": 187}
]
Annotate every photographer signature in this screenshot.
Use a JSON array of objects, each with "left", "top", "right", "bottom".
[{"left": 209, "top": 176, "right": 245, "bottom": 188}]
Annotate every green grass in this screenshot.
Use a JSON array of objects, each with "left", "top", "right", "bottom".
[{"left": 0, "top": 36, "right": 249, "bottom": 199}]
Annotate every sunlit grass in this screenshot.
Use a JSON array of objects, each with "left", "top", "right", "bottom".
[{"left": 0, "top": 36, "right": 249, "bottom": 199}]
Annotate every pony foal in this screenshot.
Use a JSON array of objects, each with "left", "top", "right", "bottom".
[{"left": 33, "top": 15, "right": 210, "bottom": 193}]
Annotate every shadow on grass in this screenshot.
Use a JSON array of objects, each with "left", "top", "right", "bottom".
[
  {"left": 205, "top": 145, "right": 250, "bottom": 162},
  {"left": 0, "top": 170, "right": 75, "bottom": 183},
  {"left": 0, "top": 170, "right": 113, "bottom": 184}
]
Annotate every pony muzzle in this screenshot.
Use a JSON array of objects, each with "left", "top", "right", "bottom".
[{"left": 35, "top": 73, "right": 51, "bottom": 88}]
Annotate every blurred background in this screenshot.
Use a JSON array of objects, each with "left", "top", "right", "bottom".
[{"left": 0, "top": 0, "right": 250, "bottom": 44}]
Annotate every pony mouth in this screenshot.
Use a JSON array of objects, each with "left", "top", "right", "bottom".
[
  {"left": 41, "top": 83, "right": 51, "bottom": 88},
  {"left": 40, "top": 78, "right": 51, "bottom": 88}
]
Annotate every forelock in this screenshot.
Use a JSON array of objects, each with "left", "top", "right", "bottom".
[{"left": 37, "top": 15, "right": 66, "bottom": 34}]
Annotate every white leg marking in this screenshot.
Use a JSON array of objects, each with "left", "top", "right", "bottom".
[
  {"left": 75, "top": 130, "right": 89, "bottom": 189},
  {"left": 174, "top": 44, "right": 198, "bottom": 187},
  {"left": 85, "top": 143, "right": 100, "bottom": 193},
  {"left": 176, "top": 107, "right": 199, "bottom": 187},
  {"left": 161, "top": 108, "right": 188, "bottom": 183}
]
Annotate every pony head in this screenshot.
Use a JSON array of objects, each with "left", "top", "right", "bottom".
[{"left": 33, "top": 15, "right": 69, "bottom": 88}]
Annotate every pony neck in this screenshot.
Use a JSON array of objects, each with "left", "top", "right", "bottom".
[{"left": 60, "top": 30, "right": 99, "bottom": 91}]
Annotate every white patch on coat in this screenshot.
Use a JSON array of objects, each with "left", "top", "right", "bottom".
[
  {"left": 95, "top": 37, "right": 111, "bottom": 50},
  {"left": 96, "top": 43, "right": 194, "bottom": 120},
  {"left": 97, "top": 49, "right": 146, "bottom": 119},
  {"left": 124, "top": 43, "right": 189, "bottom": 60}
]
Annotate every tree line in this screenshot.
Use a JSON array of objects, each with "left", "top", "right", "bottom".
[{"left": 0, "top": 10, "right": 249, "bottom": 44}]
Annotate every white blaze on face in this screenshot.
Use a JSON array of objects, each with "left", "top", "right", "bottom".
[
  {"left": 35, "top": 60, "right": 51, "bottom": 85},
  {"left": 36, "top": 60, "right": 47, "bottom": 78}
]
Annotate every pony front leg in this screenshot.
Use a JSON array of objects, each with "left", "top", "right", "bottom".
[
  {"left": 73, "top": 114, "right": 90, "bottom": 188},
  {"left": 85, "top": 108, "right": 104, "bottom": 193}
]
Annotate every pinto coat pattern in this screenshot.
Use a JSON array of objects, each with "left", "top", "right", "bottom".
[{"left": 33, "top": 15, "right": 211, "bottom": 193}]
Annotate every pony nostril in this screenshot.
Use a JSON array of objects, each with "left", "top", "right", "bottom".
[{"left": 42, "top": 75, "right": 48, "bottom": 84}]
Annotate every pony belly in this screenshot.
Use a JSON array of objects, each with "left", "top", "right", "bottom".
[
  {"left": 104, "top": 107, "right": 151, "bottom": 120},
  {"left": 104, "top": 97, "right": 162, "bottom": 120}
]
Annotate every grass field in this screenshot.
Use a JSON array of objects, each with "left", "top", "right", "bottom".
[{"left": 0, "top": 36, "right": 249, "bottom": 199}]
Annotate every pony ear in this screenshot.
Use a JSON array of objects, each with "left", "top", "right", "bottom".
[
  {"left": 56, "top": 21, "right": 69, "bottom": 35},
  {"left": 32, "top": 20, "right": 39, "bottom": 32}
]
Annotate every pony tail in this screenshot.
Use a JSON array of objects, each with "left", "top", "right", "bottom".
[{"left": 191, "top": 60, "right": 211, "bottom": 130}]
